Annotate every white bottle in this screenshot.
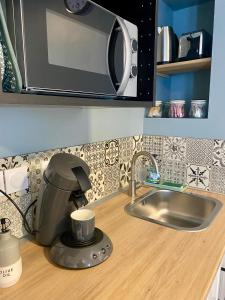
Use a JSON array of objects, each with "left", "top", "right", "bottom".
[{"left": 0, "top": 219, "right": 22, "bottom": 288}]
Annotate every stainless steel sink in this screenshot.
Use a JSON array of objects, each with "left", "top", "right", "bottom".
[{"left": 125, "top": 189, "right": 222, "bottom": 231}]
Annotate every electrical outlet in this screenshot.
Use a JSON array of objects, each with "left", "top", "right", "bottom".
[
  {"left": 0, "top": 170, "right": 5, "bottom": 193},
  {"left": 4, "top": 166, "right": 29, "bottom": 194}
]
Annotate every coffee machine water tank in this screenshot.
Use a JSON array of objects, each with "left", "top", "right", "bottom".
[{"left": 33, "top": 153, "right": 92, "bottom": 246}]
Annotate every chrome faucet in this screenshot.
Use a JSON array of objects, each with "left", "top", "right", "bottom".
[{"left": 128, "top": 151, "right": 159, "bottom": 199}]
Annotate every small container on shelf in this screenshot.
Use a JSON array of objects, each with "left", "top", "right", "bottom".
[
  {"left": 189, "top": 100, "right": 208, "bottom": 118},
  {"left": 169, "top": 100, "right": 186, "bottom": 118},
  {"left": 148, "top": 100, "right": 163, "bottom": 118},
  {"left": 162, "top": 101, "right": 170, "bottom": 118}
]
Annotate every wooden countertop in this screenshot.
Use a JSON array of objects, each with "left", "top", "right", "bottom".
[{"left": 2, "top": 187, "right": 225, "bottom": 300}]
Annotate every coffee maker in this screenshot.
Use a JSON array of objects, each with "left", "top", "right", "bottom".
[{"left": 33, "top": 153, "right": 113, "bottom": 269}]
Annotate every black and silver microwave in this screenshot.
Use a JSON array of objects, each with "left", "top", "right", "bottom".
[{"left": 6, "top": 0, "right": 138, "bottom": 98}]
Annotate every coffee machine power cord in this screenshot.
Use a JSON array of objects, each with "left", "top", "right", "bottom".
[{"left": 0, "top": 189, "right": 37, "bottom": 235}]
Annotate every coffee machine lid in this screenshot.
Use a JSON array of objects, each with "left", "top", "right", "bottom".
[{"left": 45, "top": 153, "right": 90, "bottom": 191}]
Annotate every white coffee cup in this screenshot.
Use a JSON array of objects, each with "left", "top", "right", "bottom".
[{"left": 70, "top": 209, "right": 95, "bottom": 242}]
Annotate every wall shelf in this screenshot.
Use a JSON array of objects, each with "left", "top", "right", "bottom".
[
  {"left": 0, "top": 92, "right": 152, "bottom": 107},
  {"left": 157, "top": 58, "right": 211, "bottom": 76}
]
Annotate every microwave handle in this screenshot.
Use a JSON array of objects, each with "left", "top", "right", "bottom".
[{"left": 115, "top": 17, "right": 132, "bottom": 96}]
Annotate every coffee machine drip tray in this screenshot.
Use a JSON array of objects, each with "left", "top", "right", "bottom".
[
  {"left": 61, "top": 228, "right": 103, "bottom": 247},
  {"left": 49, "top": 228, "right": 113, "bottom": 269}
]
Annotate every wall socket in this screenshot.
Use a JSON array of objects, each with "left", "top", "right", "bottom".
[{"left": 4, "top": 166, "right": 29, "bottom": 194}]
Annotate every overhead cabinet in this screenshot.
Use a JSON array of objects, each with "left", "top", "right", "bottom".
[{"left": 0, "top": 0, "right": 157, "bottom": 107}]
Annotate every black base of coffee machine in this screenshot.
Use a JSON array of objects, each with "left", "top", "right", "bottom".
[{"left": 49, "top": 228, "right": 113, "bottom": 269}]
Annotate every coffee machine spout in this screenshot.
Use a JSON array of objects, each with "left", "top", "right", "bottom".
[{"left": 70, "top": 190, "right": 89, "bottom": 209}]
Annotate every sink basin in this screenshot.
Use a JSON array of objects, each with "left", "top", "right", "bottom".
[{"left": 125, "top": 189, "right": 222, "bottom": 231}]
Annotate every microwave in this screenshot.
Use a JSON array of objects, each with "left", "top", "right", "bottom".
[{"left": 6, "top": 0, "right": 138, "bottom": 98}]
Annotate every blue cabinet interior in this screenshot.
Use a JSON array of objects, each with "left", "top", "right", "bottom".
[
  {"left": 144, "top": 0, "right": 225, "bottom": 140},
  {"left": 156, "top": 0, "right": 215, "bottom": 103},
  {"left": 162, "top": 0, "right": 212, "bottom": 10}
]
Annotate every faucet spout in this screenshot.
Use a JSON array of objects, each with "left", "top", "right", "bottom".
[{"left": 128, "top": 151, "right": 159, "bottom": 199}]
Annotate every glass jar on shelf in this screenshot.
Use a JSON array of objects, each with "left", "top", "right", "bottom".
[
  {"left": 162, "top": 101, "right": 170, "bottom": 118},
  {"left": 189, "top": 100, "right": 208, "bottom": 118},
  {"left": 148, "top": 100, "right": 163, "bottom": 118},
  {"left": 169, "top": 100, "right": 186, "bottom": 118}
]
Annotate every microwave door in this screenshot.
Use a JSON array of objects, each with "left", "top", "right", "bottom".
[
  {"left": 13, "top": 0, "right": 117, "bottom": 96},
  {"left": 108, "top": 18, "right": 132, "bottom": 97},
  {"left": 108, "top": 17, "right": 137, "bottom": 98}
]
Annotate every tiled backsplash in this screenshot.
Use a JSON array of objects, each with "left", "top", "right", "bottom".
[
  {"left": 0, "top": 136, "right": 143, "bottom": 237},
  {"left": 143, "top": 136, "right": 225, "bottom": 193},
  {"left": 1, "top": 134, "right": 225, "bottom": 238}
]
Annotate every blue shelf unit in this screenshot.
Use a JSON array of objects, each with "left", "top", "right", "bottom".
[{"left": 156, "top": 0, "right": 215, "bottom": 112}]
